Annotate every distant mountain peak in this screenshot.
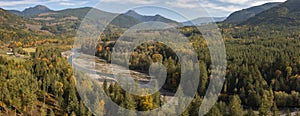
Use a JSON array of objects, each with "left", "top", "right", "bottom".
[
  {"left": 20, "top": 5, "right": 53, "bottom": 16},
  {"left": 154, "top": 14, "right": 162, "bottom": 17},
  {"left": 124, "top": 10, "right": 143, "bottom": 18},
  {"left": 23, "top": 5, "right": 51, "bottom": 12},
  {"left": 124, "top": 10, "right": 180, "bottom": 26},
  {"left": 126, "top": 10, "right": 138, "bottom": 14}
]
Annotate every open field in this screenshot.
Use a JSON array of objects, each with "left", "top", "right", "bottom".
[{"left": 23, "top": 47, "right": 36, "bottom": 53}]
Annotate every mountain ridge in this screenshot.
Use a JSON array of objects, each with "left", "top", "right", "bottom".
[
  {"left": 242, "top": 0, "right": 300, "bottom": 26},
  {"left": 224, "top": 2, "right": 282, "bottom": 23},
  {"left": 124, "top": 10, "right": 181, "bottom": 26}
]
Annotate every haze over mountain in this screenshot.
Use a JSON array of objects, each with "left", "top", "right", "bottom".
[
  {"left": 182, "top": 17, "right": 226, "bottom": 26},
  {"left": 8, "top": 5, "right": 181, "bottom": 28},
  {"left": 224, "top": 2, "right": 282, "bottom": 23},
  {"left": 242, "top": 0, "right": 300, "bottom": 26}
]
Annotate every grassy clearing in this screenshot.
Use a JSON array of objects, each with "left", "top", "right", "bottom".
[
  {"left": 23, "top": 47, "right": 36, "bottom": 53},
  {"left": 0, "top": 54, "right": 26, "bottom": 63}
]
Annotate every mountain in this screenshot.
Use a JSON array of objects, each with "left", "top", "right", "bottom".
[
  {"left": 8, "top": 10, "right": 23, "bottom": 16},
  {"left": 22, "top": 5, "right": 53, "bottom": 16},
  {"left": 182, "top": 17, "right": 226, "bottom": 26},
  {"left": 2, "top": 5, "right": 140, "bottom": 39},
  {"left": 9, "top": 5, "right": 54, "bottom": 17},
  {"left": 224, "top": 2, "right": 282, "bottom": 23},
  {"left": 242, "top": 0, "right": 300, "bottom": 26},
  {"left": 28, "top": 7, "right": 140, "bottom": 35},
  {"left": 125, "top": 10, "right": 144, "bottom": 21},
  {"left": 124, "top": 10, "right": 181, "bottom": 26}
]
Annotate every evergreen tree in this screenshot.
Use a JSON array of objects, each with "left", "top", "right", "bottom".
[
  {"left": 189, "top": 94, "right": 202, "bottom": 116},
  {"left": 198, "top": 61, "right": 208, "bottom": 96},
  {"left": 78, "top": 101, "right": 87, "bottom": 116},
  {"left": 245, "top": 109, "right": 256, "bottom": 116},
  {"left": 229, "top": 95, "right": 243, "bottom": 116},
  {"left": 296, "top": 110, "right": 300, "bottom": 116},
  {"left": 286, "top": 109, "right": 291, "bottom": 116},
  {"left": 123, "top": 92, "right": 137, "bottom": 116},
  {"left": 49, "top": 109, "right": 55, "bottom": 116},
  {"left": 272, "top": 102, "right": 279, "bottom": 116},
  {"left": 259, "top": 90, "right": 274, "bottom": 116},
  {"left": 40, "top": 104, "right": 47, "bottom": 116},
  {"left": 103, "top": 80, "right": 108, "bottom": 94},
  {"left": 65, "top": 85, "right": 79, "bottom": 114},
  {"left": 206, "top": 105, "right": 222, "bottom": 116}
]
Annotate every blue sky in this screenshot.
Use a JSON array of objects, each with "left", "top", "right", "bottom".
[{"left": 0, "top": 0, "right": 287, "bottom": 22}]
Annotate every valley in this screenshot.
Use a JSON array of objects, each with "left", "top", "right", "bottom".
[{"left": 1, "top": 0, "right": 300, "bottom": 115}]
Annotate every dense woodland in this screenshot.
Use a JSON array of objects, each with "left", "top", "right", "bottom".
[
  {"left": 78, "top": 24, "right": 300, "bottom": 116},
  {"left": 1, "top": 24, "right": 300, "bottom": 116}
]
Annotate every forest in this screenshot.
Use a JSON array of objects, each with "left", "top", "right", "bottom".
[
  {"left": 78, "top": 24, "right": 300, "bottom": 116},
  {"left": 0, "top": 20, "right": 300, "bottom": 116},
  {"left": 1, "top": 23, "right": 300, "bottom": 116},
  {"left": 1, "top": 0, "right": 300, "bottom": 115}
]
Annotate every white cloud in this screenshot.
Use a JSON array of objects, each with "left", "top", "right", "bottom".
[
  {"left": 59, "top": 2, "right": 75, "bottom": 6},
  {"left": 197, "top": 0, "right": 243, "bottom": 12},
  {"left": 0, "top": 0, "right": 40, "bottom": 7},
  {"left": 197, "top": 0, "right": 286, "bottom": 14},
  {"left": 217, "top": 0, "right": 286, "bottom": 6},
  {"left": 59, "top": 1, "right": 88, "bottom": 6},
  {"left": 203, "top": 3, "right": 242, "bottom": 12},
  {"left": 97, "top": 0, "right": 287, "bottom": 13},
  {"left": 0, "top": 0, "right": 91, "bottom": 8},
  {"left": 101, "top": 0, "right": 156, "bottom": 5},
  {"left": 217, "top": 0, "right": 250, "bottom": 5},
  {"left": 249, "top": 0, "right": 286, "bottom": 6},
  {"left": 165, "top": 0, "right": 199, "bottom": 9}
]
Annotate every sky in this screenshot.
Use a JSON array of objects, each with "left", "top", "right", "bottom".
[{"left": 0, "top": 0, "right": 287, "bottom": 22}]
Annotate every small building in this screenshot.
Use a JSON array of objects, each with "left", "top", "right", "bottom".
[
  {"left": 6, "top": 51, "right": 14, "bottom": 55},
  {"left": 6, "top": 49, "right": 14, "bottom": 55}
]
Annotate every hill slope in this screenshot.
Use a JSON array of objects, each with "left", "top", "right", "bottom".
[
  {"left": 224, "top": 2, "right": 281, "bottom": 23},
  {"left": 0, "top": 8, "right": 27, "bottom": 29},
  {"left": 0, "top": 8, "right": 54, "bottom": 42},
  {"left": 243, "top": 0, "right": 300, "bottom": 26}
]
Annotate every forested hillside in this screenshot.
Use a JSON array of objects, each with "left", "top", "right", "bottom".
[
  {"left": 243, "top": 0, "right": 300, "bottom": 26},
  {"left": 0, "top": 46, "right": 92, "bottom": 115},
  {"left": 224, "top": 2, "right": 281, "bottom": 23},
  {"left": 0, "top": 8, "right": 54, "bottom": 42}
]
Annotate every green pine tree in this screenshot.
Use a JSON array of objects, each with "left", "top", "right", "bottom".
[
  {"left": 259, "top": 90, "right": 274, "bottom": 116},
  {"left": 229, "top": 95, "right": 243, "bottom": 116}
]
